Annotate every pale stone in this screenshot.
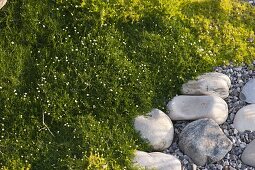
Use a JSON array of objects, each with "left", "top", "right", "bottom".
[
  {"left": 198, "top": 72, "right": 231, "bottom": 88},
  {"left": 133, "top": 150, "right": 182, "bottom": 170},
  {"left": 179, "top": 118, "right": 232, "bottom": 166},
  {"left": 0, "top": 0, "right": 7, "bottom": 9},
  {"left": 181, "top": 72, "right": 230, "bottom": 99},
  {"left": 134, "top": 109, "right": 174, "bottom": 151},
  {"left": 233, "top": 104, "right": 255, "bottom": 132},
  {"left": 240, "top": 79, "right": 255, "bottom": 103},
  {"left": 241, "top": 139, "right": 255, "bottom": 167},
  {"left": 167, "top": 95, "right": 228, "bottom": 124}
]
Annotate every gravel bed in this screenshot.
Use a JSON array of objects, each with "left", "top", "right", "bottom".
[{"left": 165, "top": 62, "right": 255, "bottom": 170}]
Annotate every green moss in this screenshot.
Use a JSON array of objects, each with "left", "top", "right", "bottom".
[{"left": 0, "top": 0, "right": 254, "bottom": 169}]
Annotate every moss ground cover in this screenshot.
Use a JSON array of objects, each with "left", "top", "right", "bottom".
[{"left": 0, "top": 0, "right": 254, "bottom": 169}]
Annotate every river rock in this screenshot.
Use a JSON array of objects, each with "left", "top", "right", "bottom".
[
  {"left": 0, "top": 0, "right": 7, "bottom": 9},
  {"left": 179, "top": 118, "right": 232, "bottom": 166},
  {"left": 167, "top": 95, "right": 228, "bottom": 124},
  {"left": 240, "top": 79, "right": 255, "bottom": 103},
  {"left": 233, "top": 104, "right": 255, "bottom": 132},
  {"left": 134, "top": 109, "right": 174, "bottom": 151},
  {"left": 181, "top": 72, "right": 230, "bottom": 98},
  {"left": 200, "top": 72, "right": 231, "bottom": 88},
  {"left": 241, "top": 139, "right": 255, "bottom": 167},
  {"left": 133, "top": 150, "right": 182, "bottom": 170}
]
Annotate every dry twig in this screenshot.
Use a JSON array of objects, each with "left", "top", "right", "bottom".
[{"left": 42, "top": 112, "right": 54, "bottom": 137}]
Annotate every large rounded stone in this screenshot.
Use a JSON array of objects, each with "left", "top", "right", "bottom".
[
  {"left": 133, "top": 150, "right": 182, "bottom": 170},
  {"left": 181, "top": 72, "right": 230, "bottom": 99},
  {"left": 199, "top": 72, "right": 231, "bottom": 88},
  {"left": 233, "top": 104, "right": 255, "bottom": 132},
  {"left": 179, "top": 118, "right": 232, "bottom": 166},
  {"left": 134, "top": 109, "right": 174, "bottom": 151},
  {"left": 240, "top": 79, "right": 255, "bottom": 103},
  {"left": 167, "top": 95, "right": 228, "bottom": 124},
  {"left": 0, "top": 0, "right": 7, "bottom": 9},
  {"left": 241, "top": 139, "right": 255, "bottom": 167}
]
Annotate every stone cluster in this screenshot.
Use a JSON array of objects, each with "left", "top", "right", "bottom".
[{"left": 133, "top": 70, "right": 255, "bottom": 169}]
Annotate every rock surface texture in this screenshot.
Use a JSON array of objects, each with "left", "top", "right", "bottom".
[
  {"left": 133, "top": 150, "right": 182, "bottom": 170},
  {"left": 178, "top": 118, "right": 232, "bottom": 166},
  {"left": 0, "top": 0, "right": 7, "bottom": 9},
  {"left": 240, "top": 79, "right": 255, "bottom": 103},
  {"left": 134, "top": 109, "right": 174, "bottom": 151},
  {"left": 167, "top": 95, "right": 228, "bottom": 124},
  {"left": 233, "top": 104, "right": 255, "bottom": 132},
  {"left": 199, "top": 72, "right": 231, "bottom": 88},
  {"left": 181, "top": 72, "right": 230, "bottom": 99},
  {"left": 241, "top": 139, "right": 255, "bottom": 167}
]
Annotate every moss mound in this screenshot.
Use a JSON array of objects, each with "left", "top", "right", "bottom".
[{"left": 0, "top": 0, "right": 254, "bottom": 169}]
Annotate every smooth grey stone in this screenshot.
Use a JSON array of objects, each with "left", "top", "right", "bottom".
[
  {"left": 133, "top": 150, "right": 182, "bottom": 170},
  {"left": 182, "top": 72, "right": 230, "bottom": 99},
  {"left": 240, "top": 79, "right": 255, "bottom": 103},
  {"left": 241, "top": 139, "right": 255, "bottom": 167},
  {"left": 167, "top": 95, "right": 228, "bottom": 124},
  {"left": 134, "top": 109, "right": 174, "bottom": 151},
  {"left": 233, "top": 104, "right": 255, "bottom": 132},
  {"left": 179, "top": 118, "right": 232, "bottom": 166}
]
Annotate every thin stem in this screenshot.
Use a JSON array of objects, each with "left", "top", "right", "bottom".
[{"left": 42, "top": 112, "right": 55, "bottom": 137}]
